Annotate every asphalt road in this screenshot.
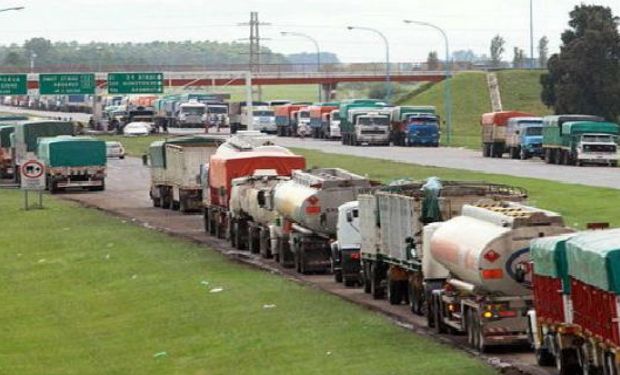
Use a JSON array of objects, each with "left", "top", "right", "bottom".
[
  {"left": 2, "top": 105, "right": 618, "bottom": 190},
  {"left": 47, "top": 157, "right": 553, "bottom": 375}
]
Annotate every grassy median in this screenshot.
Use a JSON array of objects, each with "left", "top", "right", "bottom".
[{"left": 0, "top": 189, "right": 493, "bottom": 375}]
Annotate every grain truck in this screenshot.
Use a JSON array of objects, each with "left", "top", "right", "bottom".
[
  {"left": 309, "top": 103, "right": 339, "bottom": 139},
  {"left": 275, "top": 104, "right": 305, "bottom": 137},
  {"left": 505, "top": 117, "right": 543, "bottom": 159},
  {"left": 403, "top": 113, "right": 441, "bottom": 147},
  {"left": 11, "top": 120, "right": 74, "bottom": 182},
  {"left": 202, "top": 134, "right": 305, "bottom": 240},
  {"left": 391, "top": 106, "right": 437, "bottom": 146},
  {"left": 544, "top": 120, "right": 618, "bottom": 166},
  {"left": 228, "top": 101, "right": 269, "bottom": 134},
  {"left": 541, "top": 115, "right": 604, "bottom": 164},
  {"left": 339, "top": 100, "right": 391, "bottom": 146},
  {"left": 427, "top": 202, "right": 569, "bottom": 352},
  {"left": 481, "top": 111, "right": 534, "bottom": 158},
  {"left": 267, "top": 168, "right": 371, "bottom": 272},
  {"left": 36, "top": 136, "right": 107, "bottom": 193},
  {"left": 359, "top": 179, "right": 528, "bottom": 314},
  {"left": 529, "top": 229, "right": 620, "bottom": 375},
  {"left": 145, "top": 136, "right": 222, "bottom": 213}
]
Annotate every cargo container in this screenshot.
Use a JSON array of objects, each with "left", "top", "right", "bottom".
[
  {"left": 339, "top": 99, "right": 391, "bottom": 146},
  {"left": 428, "top": 202, "right": 568, "bottom": 352},
  {"left": 391, "top": 106, "right": 437, "bottom": 146},
  {"left": 308, "top": 103, "right": 339, "bottom": 139},
  {"left": 360, "top": 180, "right": 528, "bottom": 308},
  {"left": 202, "top": 135, "right": 305, "bottom": 240},
  {"left": 529, "top": 229, "right": 620, "bottom": 374},
  {"left": 543, "top": 120, "right": 618, "bottom": 166},
  {"left": 505, "top": 117, "right": 543, "bottom": 159},
  {"left": 267, "top": 168, "right": 371, "bottom": 272},
  {"left": 480, "top": 111, "right": 534, "bottom": 158},
  {"left": 37, "top": 136, "right": 106, "bottom": 193},
  {"left": 146, "top": 136, "right": 221, "bottom": 212},
  {"left": 11, "top": 120, "right": 74, "bottom": 182}
]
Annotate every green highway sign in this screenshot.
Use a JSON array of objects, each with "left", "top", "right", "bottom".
[
  {"left": 107, "top": 73, "right": 164, "bottom": 94},
  {"left": 39, "top": 74, "right": 96, "bottom": 95},
  {"left": 0, "top": 74, "right": 27, "bottom": 95}
]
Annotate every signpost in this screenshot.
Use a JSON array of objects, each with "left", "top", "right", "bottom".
[
  {"left": 20, "top": 159, "right": 45, "bottom": 210},
  {"left": 0, "top": 74, "right": 27, "bottom": 95},
  {"left": 107, "top": 72, "right": 164, "bottom": 94},
  {"left": 39, "top": 73, "right": 96, "bottom": 95}
]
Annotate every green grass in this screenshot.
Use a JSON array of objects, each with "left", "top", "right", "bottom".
[
  {"left": 0, "top": 189, "right": 493, "bottom": 375},
  {"left": 398, "top": 71, "right": 550, "bottom": 150},
  {"left": 293, "top": 148, "right": 620, "bottom": 229}
]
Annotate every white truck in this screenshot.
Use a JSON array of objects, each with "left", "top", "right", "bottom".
[
  {"left": 295, "top": 108, "right": 312, "bottom": 137},
  {"left": 321, "top": 109, "right": 341, "bottom": 139},
  {"left": 177, "top": 100, "right": 207, "bottom": 128},
  {"left": 203, "top": 103, "right": 229, "bottom": 130},
  {"left": 229, "top": 101, "right": 269, "bottom": 134},
  {"left": 330, "top": 201, "right": 362, "bottom": 286},
  {"left": 341, "top": 109, "right": 392, "bottom": 146},
  {"left": 145, "top": 135, "right": 221, "bottom": 213}
]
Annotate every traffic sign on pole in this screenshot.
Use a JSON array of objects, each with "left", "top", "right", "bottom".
[
  {"left": 107, "top": 73, "right": 164, "bottom": 94},
  {"left": 39, "top": 73, "right": 96, "bottom": 95},
  {"left": 0, "top": 74, "right": 27, "bottom": 95},
  {"left": 20, "top": 159, "right": 46, "bottom": 191}
]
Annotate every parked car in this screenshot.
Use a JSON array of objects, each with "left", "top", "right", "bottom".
[
  {"left": 123, "top": 122, "right": 152, "bottom": 136},
  {"left": 106, "top": 141, "right": 125, "bottom": 159}
]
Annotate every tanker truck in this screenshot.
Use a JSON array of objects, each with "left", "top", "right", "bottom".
[
  {"left": 427, "top": 202, "right": 569, "bottom": 352},
  {"left": 267, "top": 168, "right": 371, "bottom": 273},
  {"left": 360, "top": 179, "right": 528, "bottom": 313}
]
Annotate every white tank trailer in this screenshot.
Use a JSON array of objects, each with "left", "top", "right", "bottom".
[
  {"left": 271, "top": 168, "right": 371, "bottom": 273},
  {"left": 428, "top": 202, "right": 570, "bottom": 352},
  {"left": 229, "top": 173, "right": 290, "bottom": 257}
]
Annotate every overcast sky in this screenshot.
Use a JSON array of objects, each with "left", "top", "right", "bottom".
[{"left": 1, "top": 1, "right": 619, "bottom": 63}]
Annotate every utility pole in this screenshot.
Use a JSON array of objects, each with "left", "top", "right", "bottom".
[
  {"left": 238, "top": 12, "right": 270, "bottom": 100},
  {"left": 529, "top": 0, "right": 534, "bottom": 68}
]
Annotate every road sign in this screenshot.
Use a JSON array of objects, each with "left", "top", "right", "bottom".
[
  {"left": 39, "top": 73, "right": 96, "bottom": 95},
  {"left": 20, "top": 159, "right": 46, "bottom": 191},
  {"left": 0, "top": 74, "right": 27, "bottom": 95},
  {"left": 107, "top": 72, "right": 164, "bottom": 94}
]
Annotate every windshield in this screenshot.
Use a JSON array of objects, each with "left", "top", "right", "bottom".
[
  {"left": 300, "top": 112, "right": 310, "bottom": 118},
  {"left": 525, "top": 127, "right": 543, "bottom": 136},
  {"left": 332, "top": 112, "right": 340, "bottom": 121},
  {"left": 408, "top": 117, "right": 438, "bottom": 126},
  {"left": 358, "top": 116, "right": 389, "bottom": 126},
  {"left": 254, "top": 110, "right": 274, "bottom": 117},
  {"left": 181, "top": 107, "right": 205, "bottom": 115},
  {"left": 208, "top": 107, "right": 227, "bottom": 114},
  {"left": 582, "top": 134, "right": 614, "bottom": 143}
]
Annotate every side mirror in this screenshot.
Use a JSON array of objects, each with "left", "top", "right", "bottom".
[
  {"left": 142, "top": 154, "right": 148, "bottom": 166},
  {"left": 405, "top": 236, "right": 414, "bottom": 244},
  {"left": 514, "top": 263, "right": 529, "bottom": 283}
]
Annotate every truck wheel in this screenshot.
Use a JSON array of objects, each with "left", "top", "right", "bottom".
[
  {"left": 203, "top": 209, "right": 210, "bottom": 233},
  {"left": 179, "top": 197, "right": 188, "bottom": 213},
  {"left": 603, "top": 352, "right": 617, "bottom": 375},
  {"left": 363, "top": 263, "right": 372, "bottom": 294},
  {"left": 466, "top": 309, "right": 476, "bottom": 348},
  {"left": 409, "top": 282, "right": 424, "bottom": 316},
  {"left": 49, "top": 180, "right": 59, "bottom": 194},
  {"left": 234, "top": 221, "right": 246, "bottom": 250},
  {"left": 259, "top": 228, "right": 271, "bottom": 258},
  {"left": 557, "top": 348, "right": 581, "bottom": 375},
  {"left": 171, "top": 200, "right": 180, "bottom": 211},
  {"left": 160, "top": 188, "right": 170, "bottom": 209},
  {"left": 387, "top": 279, "right": 401, "bottom": 305},
  {"left": 230, "top": 219, "right": 237, "bottom": 248},
  {"left": 536, "top": 348, "right": 556, "bottom": 367},
  {"left": 520, "top": 148, "right": 529, "bottom": 160},
  {"left": 249, "top": 227, "right": 260, "bottom": 254},
  {"left": 343, "top": 276, "right": 356, "bottom": 287},
  {"left": 433, "top": 295, "right": 447, "bottom": 334},
  {"left": 333, "top": 268, "right": 343, "bottom": 283},
  {"left": 370, "top": 263, "right": 385, "bottom": 299}
]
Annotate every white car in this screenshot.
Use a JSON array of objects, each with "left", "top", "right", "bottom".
[
  {"left": 123, "top": 122, "right": 152, "bottom": 136},
  {"left": 106, "top": 141, "right": 125, "bottom": 159}
]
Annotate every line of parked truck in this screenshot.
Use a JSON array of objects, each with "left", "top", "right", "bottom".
[
  {"left": 0, "top": 117, "right": 107, "bottom": 192},
  {"left": 481, "top": 111, "right": 619, "bottom": 167},
  {"left": 143, "top": 130, "right": 620, "bottom": 374}
]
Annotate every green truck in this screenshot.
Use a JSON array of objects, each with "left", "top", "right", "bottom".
[
  {"left": 339, "top": 99, "right": 392, "bottom": 146},
  {"left": 542, "top": 117, "right": 618, "bottom": 166},
  {"left": 11, "top": 120, "right": 75, "bottom": 182},
  {"left": 37, "top": 136, "right": 107, "bottom": 193}
]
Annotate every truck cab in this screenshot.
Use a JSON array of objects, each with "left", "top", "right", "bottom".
[
  {"left": 506, "top": 117, "right": 543, "bottom": 159},
  {"left": 404, "top": 114, "right": 440, "bottom": 147},
  {"left": 331, "top": 201, "right": 362, "bottom": 286},
  {"left": 349, "top": 109, "right": 391, "bottom": 145},
  {"left": 329, "top": 110, "right": 341, "bottom": 139},
  {"left": 296, "top": 109, "right": 311, "bottom": 136},
  {"left": 203, "top": 104, "right": 229, "bottom": 129},
  {"left": 178, "top": 100, "right": 207, "bottom": 128},
  {"left": 249, "top": 106, "right": 276, "bottom": 134},
  {"left": 576, "top": 133, "right": 618, "bottom": 166}
]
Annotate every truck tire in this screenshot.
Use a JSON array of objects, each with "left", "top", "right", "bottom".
[
  {"left": 248, "top": 226, "right": 260, "bottom": 254},
  {"left": 409, "top": 282, "right": 424, "bottom": 316},
  {"left": 343, "top": 276, "right": 356, "bottom": 287},
  {"left": 49, "top": 180, "right": 59, "bottom": 194},
  {"left": 520, "top": 148, "right": 529, "bottom": 160},
  {"left": 234, "top": 220, "right": 246, "bottom": 250},
  {"left": 370, "top": 263, "right": 385, "bottom": 299},
  {"left": 259, "top": 227, "right": 271, "bottom": 258},
  {"left": 160, "top": 188, "right": 170, "bottom": 209},
  {"left": 179, "top": 197, "right": 188, "bottom": 213},
  {"left": 433, "top": 295, "right": 447, "bottom": 334},
  {"left": 230, "top": 219, "right": 237, "bottom": 248},
  {"left": 557, "top": 348, "right": 581, "bottom": 375},
  {"left": 536, "top": 348, "right": 556, "bottom": 367},
  {"left": 203, "top": 209, "right": 210, "bottom": 233},
  {"left": 363, "top": 262, "right": 372, "bottom": 294},
  {"left": 387, "top": 278, "right": 401, "bottom": 305}
]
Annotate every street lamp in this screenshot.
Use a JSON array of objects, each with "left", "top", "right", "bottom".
[
  {"left": 403, "top": 19, "right": 452, "bottom": 145},
  {"left": 347, "top": 26, "right": 391, "bottom": 102},
  {"left": 529, "top": 0, "right": 534, "bottom": 69},
  {"left": 29, "top": 51, "right": 36, "bottom": 73},
  {"left": 281, "top": 31, "right": 322, "bottom": 102}
]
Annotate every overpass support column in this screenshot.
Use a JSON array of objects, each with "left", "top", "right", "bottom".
[{"left": 321, "top": 82, "right": 338, "bottom": 101}]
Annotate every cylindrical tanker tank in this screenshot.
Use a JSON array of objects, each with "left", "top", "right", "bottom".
[
  {"left": 429, "top": 202, "right": 570, "bottom": 296},
  {"left": 273, "top": 168, "right": 371, "bottom": 237},
  {"left": 230, "top": 174, "right": 285, "bottom": 226}
]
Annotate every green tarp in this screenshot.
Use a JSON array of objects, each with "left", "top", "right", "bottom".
[
  {"left": 37, "top": 136, "right": 106, "bottom": 168},
  {"left": 0, "top": 126, "right": 15, "bottom": 148},
  {"left": 531, "top": 233, "right": 576, "bottom": 293},
  {"left": 562, "top": 121, "right": 619, "bottom": 136},
  {"left": 149, "top": 141, "right": 166, "bottom": 168},
  {"left": 566, "top": 229, "right": 620, "bottom": 294},
  {"left": 14, "top": 121, "right": 74, "bottom": 152},
  {"left": 148, "top": 135, "right": 220, "bottom": 169}
]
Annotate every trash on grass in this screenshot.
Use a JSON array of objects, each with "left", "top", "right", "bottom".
[
  {"left": 38, "top": 258, "right": 46, "bottom": 263},
  {"left": 209, "top": 287, "right": 224, "bottom": 293},
  {"left": 153, "top": 351, "right": 168, "bottom": 358},
  {"left": 200, "top": 280, "right": 209, "bottom": 286},
  {"left": 262, "top": 304, "right": 276, "bottom": 309},
  {"left": 131, "top": 274, "right": 138, "bottom": 279}
]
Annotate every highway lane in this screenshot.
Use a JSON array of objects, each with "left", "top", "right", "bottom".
[
  {"left": 54, "top": 157, "right": 553, "bottom": 375},
  {"left": 3, "top": 105, "right": 617, "bottom": 190}
]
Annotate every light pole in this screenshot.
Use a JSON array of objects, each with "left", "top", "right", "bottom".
[
  {"left": 529, "top": 0, "right": 534, "bottom": 68},
  {"left": 281, "top": 31, "right": 322, "bottom": 102},
  {"left": 29, "top": 51, "right": 36, "bottom": 73},
  {"left": 347, "top": 26, "right": 391, "bottom": 102},
  {"left": 403, "top": 19, "right": 452, "bottom": 146}
]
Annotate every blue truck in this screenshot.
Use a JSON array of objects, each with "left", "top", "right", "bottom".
[
  {"left": 505, "top": 117, "right": 543, "bottom": 159},
  {"left": 403, "top": 113, "right": 440, "bottom": 147}
]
